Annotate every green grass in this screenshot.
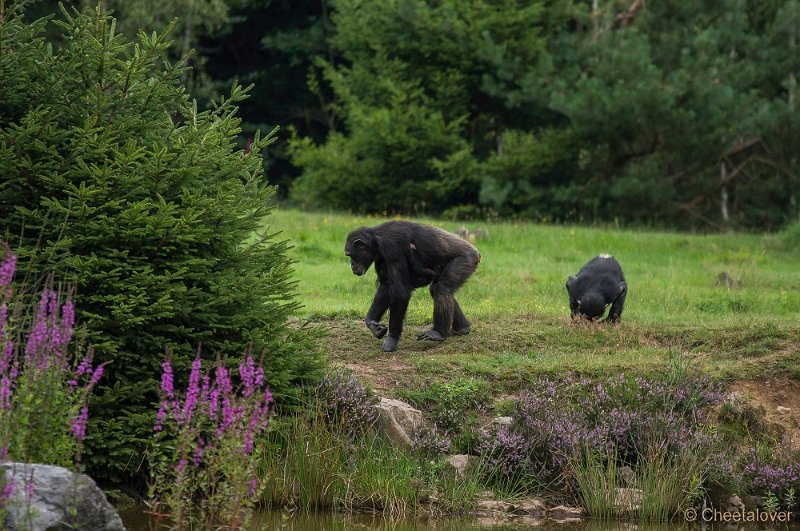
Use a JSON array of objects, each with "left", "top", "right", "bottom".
[{"left": 264, "top": 208, "right": 800, "bottom": 389}]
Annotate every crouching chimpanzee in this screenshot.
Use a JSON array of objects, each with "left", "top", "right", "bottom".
[
  {"left": 345, "top": 221, "right": 481, "bottom": 352},
  {"left": 566, "top": 254, "right": 628, "bottom": 323}
]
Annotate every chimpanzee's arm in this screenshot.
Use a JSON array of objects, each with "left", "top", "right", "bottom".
[
  {"left": 364, "top": 282, "right": 390, "bottom": 339},
  {"left": 605, "top": 281, "right": 627, "bottom": 323},
  {"left": 566, "top": 276, "right": 579, "bottom": 318}
]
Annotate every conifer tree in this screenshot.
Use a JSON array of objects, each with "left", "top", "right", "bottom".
[{"left": 0, "top": 3, "right": 321, "bottom": 481}]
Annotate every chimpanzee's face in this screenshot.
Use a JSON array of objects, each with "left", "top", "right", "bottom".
[
  {"left": 576, "top": 293, "right": 608, "bottom": 320},
  {"left": 345, "top": 230, "right": 374, "bottom": 276}
]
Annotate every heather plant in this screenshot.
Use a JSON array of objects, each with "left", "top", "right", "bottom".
[
  {"left": 317, "top": 370, "right": 377, "bottom": 438},
  {"left": 411, "top": 426, "right": 452, "bottom": 457},
  {"left": 743, "top": 439, "right": 800, "bottom": 508},
  {"left": 477, "top": 373, "right": 725, "bottom": 490},
  {"left": 147, "top": 352, "right": 272, "bottom": 529},
  {"left": 0, "top": 243, "right": 104, "bottom": 467}
]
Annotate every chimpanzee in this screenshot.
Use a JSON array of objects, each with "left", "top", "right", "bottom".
[
  {"left": 345, "top": 221, "right": 481, "bottom": 352},
  {"left": 566, "top": 254, "right": 628, "bottom": 323}
]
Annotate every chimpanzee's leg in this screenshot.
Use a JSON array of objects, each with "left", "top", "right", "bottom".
[
  {"left": 382, "top": 295, "right": 410, "bottom": 352},
  {"left": 365, "top": 282, "right": 390, "bottom": 339},
  {"left": 451, "top": 300, "right": 470, "bottom": 335},
  {"left": 417, "top": 254, "right": 478, "bottom": 341},
  {"left": 605, "top": 281, "right": 628, "bottom": 323}
]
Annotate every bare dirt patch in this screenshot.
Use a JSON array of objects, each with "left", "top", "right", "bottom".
[{"left": 730, "top": 378, "right": 800, "bottom": 447}]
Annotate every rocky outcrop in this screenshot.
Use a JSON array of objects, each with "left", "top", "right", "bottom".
[
  {"left": 374, "top": 397, "right": 425, "bottom": 448},
  {"left": 2, "top": 462, "right": 125, "bottom": 531}
]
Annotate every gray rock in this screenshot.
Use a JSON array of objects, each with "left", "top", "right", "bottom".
[
  {"left": 614, "top": 487, "right": 644, "bottom": 512},
  {"left": 493, "top": 416, "right": 513, "bottom": 426},
  {"left": 517, "top": 497, "right": 546, "bottom": 515},
  {"left": 723, "top": 494, "right": 746, "bottom": 512},
  {"left": 618, "top": 465, "right": 635, "bottom": 486},
  {"left": 374, "top": 397, "right": 425, "bottom": 448},
  {"left": 446, "top": 454, "right": 470, "bottom": 478},
  {"left": 548, "top": 504, "right": 584, "bottom": 519},
  {"left": 475, "top": 500, "right": 515, "bottom": 514},
  {"left": 2, "top": 462, "right": 125, "bottom": 530}
]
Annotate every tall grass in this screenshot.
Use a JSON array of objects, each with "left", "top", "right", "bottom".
[
  {"left": 572, "top": 446, "right": 706, "bottom": 522},
  {"left": 571, "top": 450, "right": 620, "bottom": 520}
]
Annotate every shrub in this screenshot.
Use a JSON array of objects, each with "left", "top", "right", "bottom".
[
  {"left": 477, "top": 374, "right": 725, "bottom": 489},
  {"left": 317, "top": 370, "right": 377, "bottom": 439},
  {"left": 0, "top": 4, "right": 322, "bottom": 481}
]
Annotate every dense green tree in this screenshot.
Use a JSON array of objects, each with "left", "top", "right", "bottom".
[
  {"left": 547, "top": 0, "right": 799, "bottom": 228},
  {"left": 289, "top": 0, "right": 576, "bottom": 217},
  {"left": 0, "top": 3, "right": 322, "bottom": 482}
]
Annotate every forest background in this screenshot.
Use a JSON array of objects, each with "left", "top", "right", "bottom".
[{"left": 26, "top": 0, "right": 800, "bottom": 232}]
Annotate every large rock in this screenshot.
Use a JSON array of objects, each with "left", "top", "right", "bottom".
[
  {"left": 548, "top": 505, "right": 583, "bottom": 520},
  {"left": 614, "top": 487, "right": 644, "bottom": 512},
  {"left": 446, "top": 454, "right": 470, "bottom": 478},
  {"left": 475, "top": 500, "right": 515, "bottom": 514},
  {"left": 2, "top": 463, "right": 125, "bottom": 530},
  {"left": 517, "top": 497, "right": 547, "bottom": 516},
  {"left": 723, "top": 494, "right": 746, "bottom": 513},
  {"left": 374, "top": 397, "right": 425, "bottom": 448}
]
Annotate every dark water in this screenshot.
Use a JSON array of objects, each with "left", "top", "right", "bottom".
[{"left": 119, "top": 507, "right": 800, "bottom": 530}]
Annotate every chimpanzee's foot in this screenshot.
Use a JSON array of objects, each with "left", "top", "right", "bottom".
[
  {"left": 452, "top": 324, "right": 471, "bottom": 336},
  {"left": 365, "top": 319, "right": 389, "bottom": 339},
  {"left": 416, "top": 329, "right": 446, "bottom": 341},
  {"left": 382, "top": 336, "right": 399, "bottom": 352}
]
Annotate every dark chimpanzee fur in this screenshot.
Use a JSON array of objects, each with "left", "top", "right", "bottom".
[
  {"left": 345, "top": 221, "right": 481, "bottom": 352},
  {"left": 566, "top": 254, "right": 628, "bottom": 323}
]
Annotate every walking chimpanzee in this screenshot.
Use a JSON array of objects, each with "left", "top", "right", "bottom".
[
  {"left": 345, "top": 221, "right": 481, "bottom": 352},
  {"left": 566, "top": 254, "right": 628, "bottom": 323}
]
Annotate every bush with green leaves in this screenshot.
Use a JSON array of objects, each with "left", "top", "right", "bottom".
[{"left": 0, "top": 3, "right": 321, "bottom": 482}]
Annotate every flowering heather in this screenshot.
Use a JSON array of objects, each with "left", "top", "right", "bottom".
[
  {"left": 476, "top": 374, "right": 725, "bottom": 485},
  {"left": 744, "top": 442, "right": 800, "bottom": 498},
  {"left": 149, "top": 352, "right": 273, "bottom": 529},
  {"left": 318, "top": 371, "right": 377, "bottom": 438},
  {"left": 411, "top": 425, "right": 452, "bottom": 456}
]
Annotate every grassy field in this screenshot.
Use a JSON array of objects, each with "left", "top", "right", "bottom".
[{"left": 264, "top": 208, "right": 800, "bottom": 395}]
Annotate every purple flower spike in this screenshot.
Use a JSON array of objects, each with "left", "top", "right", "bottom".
[
  {"left": 161, "top": 360, "right": 174, "bottom": 398},
  {"left": 70, "top": 406, "right": 89, "bottom": 441},
  {"left": 0, "top": 252, "right": 16, "bottom": 287}
]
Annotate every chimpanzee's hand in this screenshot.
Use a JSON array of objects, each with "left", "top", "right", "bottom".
[
  {"left": 382, "top": 336, "right": 398, "bottom": 352},
  {"left": 365, "top": 319, "right": 388, "bottom": 339},
  {"left": 416, "top": 329, "right": 446, "bottom": 341}
]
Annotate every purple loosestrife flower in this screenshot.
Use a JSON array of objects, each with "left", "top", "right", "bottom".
[
  {"left": 70, "top": 406, "right": 89, "bottom": 441},
  {"left": 176, "top": 458, "right": 187, "bottom": 474},
  {"left": 0, "top": 377, "right": 12, "bottom": 410},
  {"left": 181, "top": 357, "right": 202, "bottom": 424},
  {"left": 248, "top": 478, "right": 258, "bottom": 498},
  {"left": 161, "top": 360, "right": 174, "bottom": 398},
  {"left": 0, "top": 251, "right": 16, "bottom": 287},
  {"left": 2, "top": 482, "right": 13, "bottom": 502},
  {"left": 89, "top": 364, "right": 105, "bottom": 388},
  {"left": 239, "top": 355, "right": 256, "bottom": 397},
  {"left": 193, "top": 444, "right": 204, "bottom": 467},
  {"left": 25, "top": 480, "right": 35, "bottom": 499},
  {"left": 76, "top": 357, "right": 92, "bottom": 377},
  {"left": 154, "top": 401, "right": 168, "bottom": 432},
  {"left": 0, "top": 339, "right": 11, "bottom": 375}
]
